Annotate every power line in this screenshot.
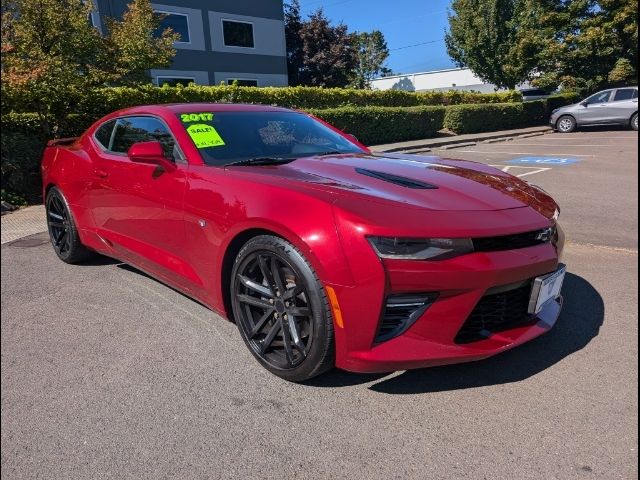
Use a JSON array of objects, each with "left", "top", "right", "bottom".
[{"left": 390, "top": 38, "right": 444, "bottom": 51}]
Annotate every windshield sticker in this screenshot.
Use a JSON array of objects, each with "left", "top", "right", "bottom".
[
  {"left": 181, "top": 112, "right": 214, "bottom": 123},
  {"left": 186, "top": 123, "right": 226, "bottom": 148}
]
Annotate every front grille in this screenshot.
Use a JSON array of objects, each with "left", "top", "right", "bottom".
[
  {"left": 473, "top": 227, "right": 554, "bottom": 252},
  {"left": 375, "top": 293, "right": 437, "bottom": 343},
  {"left": 454, "top": 283, "right": 534, "bottom": 344}
]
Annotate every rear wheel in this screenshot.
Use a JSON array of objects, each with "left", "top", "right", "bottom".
[
  {"left": 556, "top": 115, "right": 576, "bottom": 133},
  {"left": 45, "top": 187, "right": 94, "bottom": 263},
  {"left": 231, "top": 235, "right": 334, "bottom": 382},
  {"left": 631, "top": 113, "right": 638, "bottom": 131}
]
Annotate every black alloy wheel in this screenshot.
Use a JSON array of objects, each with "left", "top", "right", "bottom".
[
  {"left": 45, "top": 187, "right": 93, "bottom": 263},
  {"left": 231, "top": 235, "right": 334, "bottom": 381}
]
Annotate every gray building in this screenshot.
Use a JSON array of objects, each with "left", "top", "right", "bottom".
[{"left": 91, "top": 0, "right": 288, "bottom": 87}]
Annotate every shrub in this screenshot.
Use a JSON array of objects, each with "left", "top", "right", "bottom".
[
  {"left": 68, "top": 84, "right": 524, "bottom": 116},
  {"left": 443, "top": 103, "right": 529, "bottom": 134},
  {"left": 308, "top": 106, "right": 446, "bottom": 145},
  {"left": 546, "top": 92, "right": 581, "bottom": 112}
]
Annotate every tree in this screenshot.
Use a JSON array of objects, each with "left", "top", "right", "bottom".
[
  {"left": 1, "top": 0, "right": 178, "bottom": 135},
  {"left": 284, "top": 3, "right": 357, "bottom": 87},
  {"left": 350, "top": 31, "right": 390, "bottom": 89},
  {"left": 445, "top": 0, "right": 540, "bottom": 89},
  {"left": 530, "top": 0, "right": 638, "bottom": 92},
  {"left": 284, "top": 0, "right": 304, "bottom": 86}
]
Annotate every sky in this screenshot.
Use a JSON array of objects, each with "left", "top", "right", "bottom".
[{"left": 297, "top": 0, "right": 457, "bottom": 76}]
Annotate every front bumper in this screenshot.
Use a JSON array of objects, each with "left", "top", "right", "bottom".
[{"left": 330, "top": 219, "right": 565, "bottom": 374}]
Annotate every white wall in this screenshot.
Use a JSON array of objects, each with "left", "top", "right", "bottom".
[{"left": 371, "top": 68, "right": 505, "bottom": 93}]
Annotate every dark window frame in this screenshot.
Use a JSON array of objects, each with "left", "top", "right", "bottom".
[
  {"left": 226, "top": 78, "right": 259, "bottom": 87},
  {"left": 155, "top": 10, "right": 191, "bottom": 44},
  {"left": 156, "top": 76, "right": 197, "bottom": 87},
  {"left": 221, "top": 19, "right": 255, "bottom": 48}
]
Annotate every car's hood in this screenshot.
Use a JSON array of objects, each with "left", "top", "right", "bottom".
[{"left": 226, "top": 153, "right": 557, "bottom": 215}]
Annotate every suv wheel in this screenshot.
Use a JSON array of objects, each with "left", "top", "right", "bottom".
[{"left": 557, "top": 115, "right": 576, "bottom": 133}]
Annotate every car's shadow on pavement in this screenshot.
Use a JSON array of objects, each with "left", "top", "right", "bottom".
[{"left": 306, "top": 273, "right": 604, "bottom": 393}]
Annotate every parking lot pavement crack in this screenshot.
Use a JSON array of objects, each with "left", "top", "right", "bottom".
[{"left": 565, "top": 241, "right": 638, "bottom": 255}]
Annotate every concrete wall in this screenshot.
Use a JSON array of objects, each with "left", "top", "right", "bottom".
[{"left": 94, "top": 0, "right": 288, "bottom": 86}]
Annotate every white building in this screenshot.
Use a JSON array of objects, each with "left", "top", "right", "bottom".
[{"left": 371, "top": 67, "right": 530, "bottom": 93}]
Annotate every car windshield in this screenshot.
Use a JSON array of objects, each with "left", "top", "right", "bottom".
[{"left": 175, "top": 111, "right": 365, "bottom": 166}]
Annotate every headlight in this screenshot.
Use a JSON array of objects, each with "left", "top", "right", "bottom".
[
  {"left": 552, "top": 108, "right": 560, "bottom": 114},
  {"left": 552, "top": 207, "right": 560, "bottom": 222},
  {"left": 368, "top": 236, "right": 474, "bottom": 260}
]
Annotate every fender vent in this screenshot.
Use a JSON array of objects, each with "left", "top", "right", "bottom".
[{"left": 355, "top": 168, "right": 438, "bottom": 189}]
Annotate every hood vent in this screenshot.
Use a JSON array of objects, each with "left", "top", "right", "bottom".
[{"left": 355, "top": 168, "right": 438, "bottom": 189}]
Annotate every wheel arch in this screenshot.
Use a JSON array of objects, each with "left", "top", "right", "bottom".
[
  {"left": 220, "top": 227, "right": 280, "bottom": 321},
  {"left": 556, "top": 113, "right": 577, "bottom": 127}
]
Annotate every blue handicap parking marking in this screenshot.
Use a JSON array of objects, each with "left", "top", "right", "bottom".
[{"left": 506, "top": 156, "right": 581, "bottom": 166}]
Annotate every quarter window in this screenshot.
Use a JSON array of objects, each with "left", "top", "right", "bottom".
[
  {"left": 613, "top": 88, "right": 637, "bottom": 101},
  {"left": 94, "top": 120, "right": 116, "bottom": 149},
  {"left": 110, "top": 116, "right": 178, "bottom": 159},
  {"left": 155, "top": 12, "right": 190, "bottom": 43},
  {"left": 222, "top": 20, "right": 254, "bottom": 48}
]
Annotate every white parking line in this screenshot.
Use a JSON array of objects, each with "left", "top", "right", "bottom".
[
  {"left": 504, "top": 144, "right": 619, "bottom": 147},
  {"left": 456, "top": 150, "right": 595, "bottom": 156},
  {"left": 490, "top": 165, "right": 552, "bottom": 178}
]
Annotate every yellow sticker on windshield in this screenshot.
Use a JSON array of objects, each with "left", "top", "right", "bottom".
[{"left": 187, "top": 123, "right": 225, "bottom": 148}]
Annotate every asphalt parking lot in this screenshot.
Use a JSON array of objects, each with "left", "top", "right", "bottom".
[{"left": 1, "top": 129, "right": 638, "bottom": 479}]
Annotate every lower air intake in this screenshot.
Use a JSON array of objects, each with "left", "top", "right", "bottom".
[{"left": 375, "top": 293, "right": 437, "bottom": 343}]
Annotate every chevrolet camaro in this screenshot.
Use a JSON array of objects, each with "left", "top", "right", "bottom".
[{"left": 41, "top": 103, "right": 566, "bottom": 381}]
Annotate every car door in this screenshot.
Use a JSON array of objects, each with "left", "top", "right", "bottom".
[
  {"left": 607, "top": 88, "right": 638, "bottom": 124},
  {"left": 87, "top": 115, "right": 197, "bottom": 291},
  {"left": 577, "top": 90, "right": 613, "bottom": 125}
]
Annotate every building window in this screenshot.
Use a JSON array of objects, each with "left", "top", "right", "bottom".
[
  {"left": 227, "top": 79, "right": 258, "bottom": 87},
  {"left": 155, "top": 12, "right": 190, "bottom": 43},
  {"left": 156, "top": 77, "right": 196, "bottom": 87},
  {"left": 222, "top": 20, "right": 254, "bottom": 48}
]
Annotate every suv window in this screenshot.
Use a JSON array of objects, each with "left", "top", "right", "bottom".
[
  {"left": 94, "top": 120, "right": 116, "bottom": 149},
  {"left": 110, "top": 116, "right": 177, "bottom": 159},
  {"left": 521, "top": 89, "right": 546, "bottom": 96},
  {"left": 585, "top": 90, "right": 612, "bottom": 104},
  {"left": 613, "top": 88, "right": 638, "bottom": 101}
]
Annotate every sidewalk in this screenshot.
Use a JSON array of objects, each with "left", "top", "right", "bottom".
[
  {"left": 370, "top": 125, "right": 552, "bottom": 153},
  {"left": 1, "top": 205, "right": 46, "bottom": 244}
]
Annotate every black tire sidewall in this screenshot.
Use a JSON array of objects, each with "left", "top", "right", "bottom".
[
  {"left": 230, "top": 235, "right": 334, "bottom": 382},
  {"left": 632, "top": 113, "right": 638, "bottom": 131},
  {"left": 45, "top": 187, "right": 90, "bottom": 264},
  {"left": 557, "top": 115, "right": 576, "bottom": 133}
]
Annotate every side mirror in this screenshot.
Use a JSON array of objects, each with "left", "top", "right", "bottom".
[
  {"left": 128, "top": 141, "right": 176, "bottom": 171},
  {"left": 580, "top": 101, "right": 588, "bottom": 107}
]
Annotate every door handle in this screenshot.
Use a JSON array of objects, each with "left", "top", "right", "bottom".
[{"left": 94, "top": 169, "right": 109, "bottom": 178}]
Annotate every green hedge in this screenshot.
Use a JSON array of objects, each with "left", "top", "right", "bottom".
[
  {"left": 309, "top": 106, "right": 446, "bottom": 145},
  {"left": 67, "top": 84, "right": 522, "bottom": 115}
]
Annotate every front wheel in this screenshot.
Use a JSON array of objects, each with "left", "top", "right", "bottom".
[
  {"left": 556, "top": 115, "right": 577, "bottom": 133},
  {"left": 631, "top": 113, "right": 638, "bottom": 131},
  {"left": 231, "top": 235, "right": 334, "bottom": 382}
]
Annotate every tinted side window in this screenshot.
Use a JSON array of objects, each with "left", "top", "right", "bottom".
[
  {"left": 94, "top": 120, "right": 116, "bottom": 149},
  {"left": 111, "top": 116, "right": 176, "bottom": 158},
  {"left": 613, "top": 88, "right": 637, "bottom": 101}
]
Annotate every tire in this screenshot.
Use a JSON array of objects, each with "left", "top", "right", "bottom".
[
  {"left": 556, "top": 115, "right": 577, "bottom": 133},
  {"left": 45, "top": 187, "right": 94, "bottom": 264},
  {"left": 230, "top": 235, "right": 335, "bottom": 382},
  {"left": 631, "top": 113, "right": 638, "bottom": 131}
]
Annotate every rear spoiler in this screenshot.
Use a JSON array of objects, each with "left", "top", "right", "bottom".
[{"left": 46, "top": 137, "right": 78, "bottom": 147}]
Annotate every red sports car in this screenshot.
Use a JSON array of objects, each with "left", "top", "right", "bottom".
[{"left": 41, "top": 103, "right": 566, "bottom": 381}]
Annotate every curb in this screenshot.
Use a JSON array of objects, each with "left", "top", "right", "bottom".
[{"left": 373, "top": 126, "right": 552, "bottom": 153}]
